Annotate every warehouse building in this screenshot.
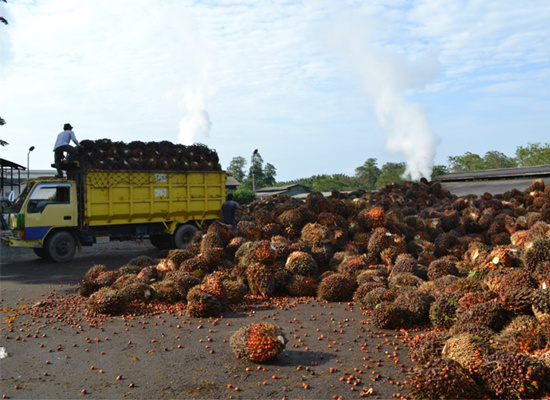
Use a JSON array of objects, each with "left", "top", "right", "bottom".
[{"left": 435, "top": 165, "right": 550, "bottom": 197}]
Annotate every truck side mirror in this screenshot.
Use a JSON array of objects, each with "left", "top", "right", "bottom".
[{"left": 8, "top": 191, "right": 15, "bottom": 203}]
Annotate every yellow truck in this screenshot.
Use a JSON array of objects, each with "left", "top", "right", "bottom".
[{"left": 1, "top": 167, "right": 226, "bottom": 262}]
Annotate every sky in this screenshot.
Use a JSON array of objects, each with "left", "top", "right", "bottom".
[{"left": 1, "top": 0, "right": 549, "bottom": 182}]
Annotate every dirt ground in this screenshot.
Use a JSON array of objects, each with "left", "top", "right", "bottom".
[{"left": 1, "top": 242, "right": 416, "bottom": 400}]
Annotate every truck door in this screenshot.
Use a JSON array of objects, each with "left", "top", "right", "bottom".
[{"left": 24, "top": 182, "right": 77, "bottom": 240}]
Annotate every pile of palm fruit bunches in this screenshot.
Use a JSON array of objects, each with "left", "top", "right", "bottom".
[
  {"left": 76, "top": 139, "right": 222, "bottom": 171},
  {"left": 79, "top": 177, "right": 550, "bottom": 399}
]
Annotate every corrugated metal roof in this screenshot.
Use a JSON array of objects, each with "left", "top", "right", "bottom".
[
  {"left": 0, "top": 158, "right": 25, "bottom": 170},
  {"left": 256, "top": 183, "right": 310, "bottom": 192},
  {"left": 441, "top": 178, "right": 550, "bottom": 197},
  {"left": 436, "top": 164, "right": 550, "bottom": 182}
]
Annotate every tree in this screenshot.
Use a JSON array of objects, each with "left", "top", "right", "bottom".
[
  {"left": 355, "top": 158, "right": 381, "bottom": 190},
  {"left": 431, "top": 164, "right": 449, "bottom": 179},
  {"left": 448, "top": 152, "right": 485, "bottom": 172},
  {"left": 263, "top": 163, "right": 277, "bottom": 186},
  {"left": 515, "top": 143, "right": 550, "bottom": 167},
  {"left": 375, "top": 162, "right": 406, "bottom": 188},
  {"left": 227, "top": 156, "right": 246, "bottom": 182},
  {"left": 483, "top": 151, "right": 516, "bottom": 169},
  {"left": 248, "top": 150, "right": 265, "bottom": 190},
  {"left": 232, "top": 188, "right": 256, "bottom": 204}
]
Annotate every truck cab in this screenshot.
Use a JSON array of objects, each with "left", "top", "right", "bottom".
[{"left": 2, "top": 178, "right": 79, "bottom": 262}]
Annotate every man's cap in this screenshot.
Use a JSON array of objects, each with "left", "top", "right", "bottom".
[{"left": 64, "top": 123, "right": 73, "bottom": 130}]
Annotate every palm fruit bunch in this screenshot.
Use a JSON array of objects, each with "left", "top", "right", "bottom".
[
  {"left": 427, "top": 257, "right": 459, "bottom": 281},
  {"left": 180, "top": 255, "right": 208, "bottom": 280},
  {"left": 478, "top": 352, "right": 549, "bottom": 399},
  {"left": 337, "top": 255, "right": 371, "bottom": 280},
  {"left": 524, "top": 237, "right": 550, "bottom": 277},
  {"left": 493, "top": 315, "right": 546, "bottom": 354},
  {"left": 284, "top": 251, "right": 318, "bottom": 277},
  {"left": 286, "top": 275, "right": 318, "bottom": 297},
  {"left": 151, "top": 280, "right": 180, "bottom": 303},
  {"left": 79, "top": 264, "right": 108, "bottom": 296},
  {"left": 370, "top": 301, "right": 403, "bottom": 329},
  {"left": 532, "top": 285, "right": 550, "bottom": 324},
  {"left": 454, "top": 301, "right": 506, "bottom": 332},
  {"left": 389, "top": 253, "right": 422, "bottom": 280},
  {"left": 119, "top": 282, "right": 153, "bottom": 302},
  {"left": 185, "top": 286, "right": 223, "bottom": 318},
  {"left": 358, "top": 205, "right": 387, "bottom": 231},
  {"left": 441, "top": 332, "right": 489, "bottom": 374},
  {"left": 305, "top": 191, "right": 334, "bottom": 214},
  {"left": 126, "top": 255, "right": 157, "bottom": 268},
  {"left": 136, "top": 265, "right": 160, "bottom": 284},
  {"left": 409, "top": 358, "right": 482, "bottom": 399},
  {"left": 394, "top": 289, "right": 433, "bottom": 325},
  {"left": 407, "top": 331, "right": 449, "bottom": 365},
  {"left": 317, "top": 273, "right": 356, "bottom": 302},
  {"left": 77, "top": 139, "right": 221, "bottom": 171},
  {"left": 111, "top": 274, "right": 141, "bottom": 290},
  {"left": 94, "top": 270, "right": 119, "bottom": 289},
  {"left": 353, "top": 281, "right": 385, "bottom": 304},
  {"left": 230, "top": 322, "right": 286, "bottom": 363},
  {"left": 246, "top": 262, "right": 277, "bottom": 297},
  {"left": 88, "top": 287, "right": 127, "bottom": 315},
  {"left": 388, "top": 272, "right": 423, "bottom": 291},
  {"left": 155, "top": 258, "right": 177, "bottom": 275},
  {"left": 300, "top": 222, "right": 333, "bottom": 247},
  {"left": 495, "top": 269, "right": 538, "bottom": 313},
  {"left": 429, "top": 293, "right": 460, "bottom": 329},
  {"left": 200, "top": 274, "right": 229, "bottom": 310},
  {"left": 241, "top": 240, "right": 277, "bottom": 266},
  {"left": 356, "top": 287, "right": 395, "bottom": 310},
  {"left": 222, "top": 278, "right": 249, "bottom": 304},
  {"left": 164, "top": 270, "right": 200, "bottom": 300},
  {"left": 166, "top": 249, "right": 195, "bottom": 268},
  {"left": 356, "top": 267, "right": 387, "bottom": 285}
]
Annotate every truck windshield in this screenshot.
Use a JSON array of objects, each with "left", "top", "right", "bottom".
[
  {"left": 11, "top": 184, "right": 33, "bottom": 213},
  {"left": 27, "top": 183, "right": 72, "bottom": 214}
]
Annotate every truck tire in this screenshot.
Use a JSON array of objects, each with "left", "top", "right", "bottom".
[
  {"left": 172, "top": 224, "right": 198, "bottom": 249},
  {"left": 44, "top": 231, "right": 77, "bottom": 263},
  {"left": 33, "top": 248, "right": 47, "bottom": 259},
  {"left": 149, "top": 234, "right": 172, "bottom": 250}
]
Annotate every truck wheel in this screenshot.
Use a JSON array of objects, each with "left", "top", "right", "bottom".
[
  {"left": 33, "top": 248, "right": 48, "bottom": 259},
  {"left": 44, "top": 231, "right": 76, "bottom": 263},
  {"left": 150, "top": 234, "right": 172, "bottom": 250},
  {"left": 172, "top": 224, "right": 198, "bottom": 249}
]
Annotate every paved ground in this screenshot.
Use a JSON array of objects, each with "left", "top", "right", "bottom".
[{"left": 1, "top": 242, "right": 414, "bottom": 400}]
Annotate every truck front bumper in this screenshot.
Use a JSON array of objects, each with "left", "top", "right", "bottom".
[{"left": 1, "top": 234, "right": 42, "bottom": 249}]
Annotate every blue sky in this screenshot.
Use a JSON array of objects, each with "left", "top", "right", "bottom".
[{"left": 1, "top": 0, "right": 549, "bottom": 182}]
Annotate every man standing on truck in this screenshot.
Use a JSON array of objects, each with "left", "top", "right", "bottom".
[
  {"left": 53, "top": 123, "right": 80, "bottom": 178},
  {"left": 221, "top": 193, "right": 239, "bottom": 231}
]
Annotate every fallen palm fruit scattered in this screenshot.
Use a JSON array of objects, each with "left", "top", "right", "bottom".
[{"left": 64, "top": 179, "right": 550, "bottom": 397}]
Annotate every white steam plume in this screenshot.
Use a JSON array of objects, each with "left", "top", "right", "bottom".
[
  {"left": 324, "top": 13, "right": 440, "bottom": 180},
  {"left": 178, "top": 89, "right": 212, "bottom": 145}
]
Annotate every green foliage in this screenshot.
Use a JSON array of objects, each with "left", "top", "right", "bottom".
[
  {"left": 483, "top": 150, "right": 517, "bottom": 169},
  {"left": 448, "top": 152, "right": 485, "bottom": 172},
  {"left": 449, "top": 150, "right": 519, "bottom": 172},
  {"left": 248, "top": 151, "right": 264, "bottom": 184},
  {"left": 263, "top": 163, "right": 277, "bottom": 186},
  {"left": 227, "top": 156, "right": 246, "bottom": 182},
  {"left": 355, "top": 158, "right": 381, "bottom": 190},
  {"left": 431, "top": 164, "right": 448, "bottom": 179},
  {"left": 232, "top": 188, "right": 256, "bottom": 204},
  {"left": 515, "top": 142, "right": 550, "bottom": 166},
  {"left": 375, "top": 162, "right": 405, "bottom": 188}
]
